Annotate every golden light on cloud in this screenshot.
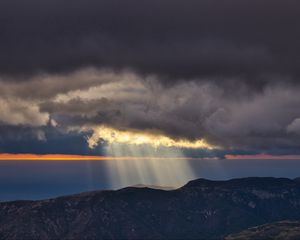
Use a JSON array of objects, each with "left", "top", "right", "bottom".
[{"left": 87, "top": 126, "right": 216, "bottom": 149}]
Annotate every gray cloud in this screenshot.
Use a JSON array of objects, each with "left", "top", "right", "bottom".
[
  {"left": 1, "top": 0, "right": 300, "bottom": 154},
  {"left": 0, "top": 68, "right": 131, "bottom": 100},
  {"left": 28, "top": 71, "right": 300, "bottom": 150},
  {"left": 0, "top": 98, "right": 49, "bottom": 126},
  {"left": 287, "top": 118, "right": 300, "bottom": 135},
  {"left": 1, "top": 0, "right": 300, "bottom": 89}
]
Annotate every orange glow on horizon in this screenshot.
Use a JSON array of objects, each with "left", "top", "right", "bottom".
[
  {"left": 3, "top": 153, "right": 299, "bottom": 161},
  {"left": 0, "top": 153, "right": 204, "bottom": 161},
  {"left": 0, "top": 153, "right": 110, "bottom": 161},
  {"left": 225, "top": 154, "right": 300, "bottom": 160}
]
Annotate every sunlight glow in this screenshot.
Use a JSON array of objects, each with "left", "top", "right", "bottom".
[
  {"left": 82, "top": 126, "right": 215, "bottom": 188},
  {"left": 87, "top": 126, "right": 215, "bottom": 149}
]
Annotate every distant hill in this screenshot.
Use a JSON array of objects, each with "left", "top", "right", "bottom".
[
  {"left": 226, "top": 221, "right": 300, "bottom": 240},
  {"left": 130, "top": 184, "right": 175, "bottom": 191},
  {"left": 1, "top": 177, "right": 300, "bottom": 239}
]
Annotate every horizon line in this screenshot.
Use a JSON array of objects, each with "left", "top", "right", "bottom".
[
  {"left": 0, "top": 153, "right": 217, "bottom": 161},
  {"left": 0, "top": 153, "right": 300, "bottom": 161}
]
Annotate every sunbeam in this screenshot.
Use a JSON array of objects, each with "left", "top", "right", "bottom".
[{"left": 103, "top": 143, "right": 197, "bottom": 188}]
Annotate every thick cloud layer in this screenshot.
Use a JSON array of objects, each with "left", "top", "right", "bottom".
[
  {"left": 46, "top": 75, "right": 300, "bottom": 150},
  {"left": 0, "top": 69, "right": 299, "bottom": 154},
  {"left": 1, "top": 0, "right": 300, "bottom": 156},
  {"left": 1, "top": 0, "right": 300, "bottom": 88}
]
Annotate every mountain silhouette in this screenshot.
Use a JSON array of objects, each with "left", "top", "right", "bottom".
[{"left": 1, "top": 177, "right": 300, "bottom": 239}]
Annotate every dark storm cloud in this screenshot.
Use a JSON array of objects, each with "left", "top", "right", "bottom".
[
  {"left": 1, "top": 0, "right": 300, "bottom": 156},
  {"left": 0, "top": 125, "right": 104, "bottom": 155},
  {"left": 36, "top": 79, "right": 300, "bottom": 151},
  {"left": 1, "top": 0, "right": 300, "bottom": 88},
  {"left": 39, "top": 97, "right": 123, "bottom": 126}
]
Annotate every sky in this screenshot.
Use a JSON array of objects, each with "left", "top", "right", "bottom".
[{"left": 1, "top": 0, "right": 300, "bottom": 199}]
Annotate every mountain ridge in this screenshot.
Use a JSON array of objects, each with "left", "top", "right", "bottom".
[{"left": 1, "top": 177, "right": 300, "bottom": 239}]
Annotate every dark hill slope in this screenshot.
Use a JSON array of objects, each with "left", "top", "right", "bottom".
[
  {"left": 226, "top": 221, "right": 300, "bottom": 240},
  {"left": 1, "top": 177, "right": 300, "bottom": 239}
]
